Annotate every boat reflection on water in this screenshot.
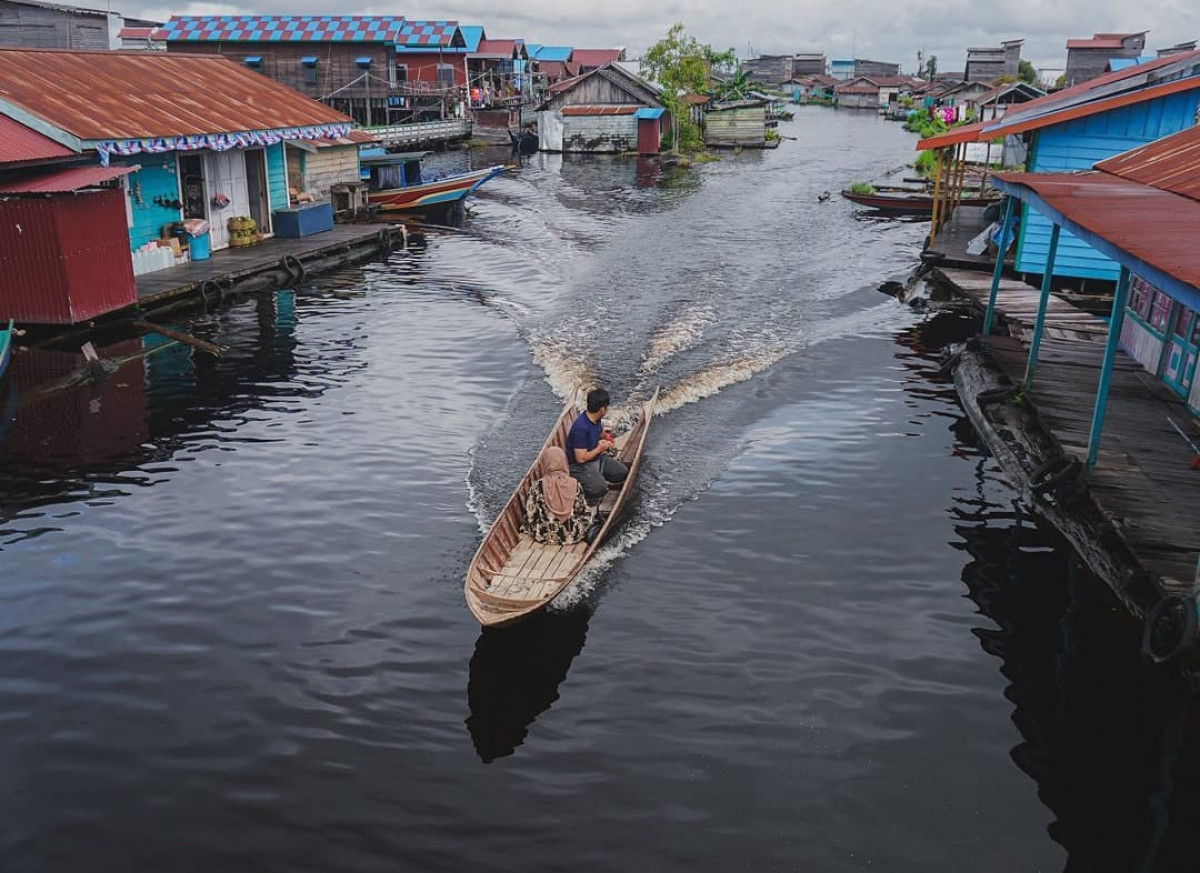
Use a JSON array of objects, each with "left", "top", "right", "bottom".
[{"left": 465, "top": 608, "right": 590, "bottom": 763}]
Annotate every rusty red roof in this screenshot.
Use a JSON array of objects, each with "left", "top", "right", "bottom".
[
  {"left": 0, "top": 164, "right": 137, "bottom": 194},
  {"left": 561, "top": 105, "right": 638, "bottom": 116},
  {"left": 1094, "top": 125, "right": 1200, "bottom": 201},
  {"left": 572, "top": 49, "right": 622, "bottom": 68},
  {"left": 0, "top": 48, "right": 350, "bottom": 141},
  {"left": 475, "top": 38, "right": 520, "bottom": 57},
  {"left": 993, "top": 170, "right": 1200, "bottom": 294},
  {"left": 0, "top": 114, "right": 75, "bottom": 164}
]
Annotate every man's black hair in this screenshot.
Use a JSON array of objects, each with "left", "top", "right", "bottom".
[{"left": 586, "top": 388, "right": 610, "bottom": 413}]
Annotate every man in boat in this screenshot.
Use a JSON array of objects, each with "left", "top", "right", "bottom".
[{"left": 566, "top": 387, "right": 628, "bottom": 503}]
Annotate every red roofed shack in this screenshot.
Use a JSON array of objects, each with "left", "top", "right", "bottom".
[{"left": 0, "top": 47, "right": 352, "bottom": 324}]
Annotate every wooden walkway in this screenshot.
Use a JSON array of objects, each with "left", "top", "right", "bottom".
[
  {"left": 135, "top": 224, "right": 401, "bottom": 306},
  {"left": 939, "top": 267, "right": 1200, "bottom": 590},
  {"left": 930, "top": 206, "right": 1005, "bottom": 271}
]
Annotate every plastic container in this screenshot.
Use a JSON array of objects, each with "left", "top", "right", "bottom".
[{"left": 188, "top": 231, "right": 211, "bottom": 261}]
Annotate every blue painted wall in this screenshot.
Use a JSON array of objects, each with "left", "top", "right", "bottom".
[
  {"left": 118, "top": 154, "right": 182, "bottom": 251},
  {"left": 1016, "top": 90, "right": 1200, "bottom": 279},
  {"left": 267, "top": 143, "right": 287, "bottom": 215}
]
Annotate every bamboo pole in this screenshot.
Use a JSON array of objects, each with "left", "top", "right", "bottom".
[
  {"left": 132, "top": 320, "right": 223, "bottom": 357},
  {"left": 928, "top": 147, "right": 945, "bottom": 247}
]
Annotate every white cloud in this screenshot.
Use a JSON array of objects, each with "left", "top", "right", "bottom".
[{"left": 136, "top": 0, "right": 1197, "bottom": 72}]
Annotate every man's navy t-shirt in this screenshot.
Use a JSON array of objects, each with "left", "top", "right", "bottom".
[{"left": 565, "top": 411, "right": 602, "bottom": 466}]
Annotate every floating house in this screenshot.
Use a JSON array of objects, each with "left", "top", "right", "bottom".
[
  {"left": 570, "top": 48, "right": 625, "bottom": 75},
  {"left": 835, "top": 75, "right": 919, "bottom": 111},
  {"left": 162, "top": 16, "right": 470, "bottom": 126},
  {"left": 918, "top": 49, "right": 1200, "bottom": 278},
  {"left": 965, "top": 39, "right": 1023, "bottom": 82},
  {"left": 829, "top": 59, "right": 854, "bottom": 80},
  {"left": 539, "top": 62, "right": 665, "bottom": 154},
  {"left": 786, "top": 74, "right": 837, "bottom": 103},
  {"left": 740, "top": 55, "right": 794, "bottom": 88},
  {"left": 1064, "top": 31, "right": 1148, "bottom": 87},
  {"left": 705, "top": 100, "right": 769, "bottom": 148},
  {"left": 0, "top": 0, "right": 124, "bottom": 49},
  {"left": 791, "top": 53, "right": 827, "bottom": 76},
  {"left": 854, "top": 58, "right": 900, "bottom": 78},
  {"left": 0, "top": 48, "right": 353, "bottom": 323}
]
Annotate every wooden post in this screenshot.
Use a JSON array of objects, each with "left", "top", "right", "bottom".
[
  {"left": 983, "top": 196, "right": 1015, "bottom": 335},
  {"left": 1024, "top": 223, "right": 1061, "bottom": 388},
  {"left": 928, "top": 148, "right": 945, "bottom": 246},
  {"left": 1087, "top": 265, "right": 1131, "bottom": 468}
]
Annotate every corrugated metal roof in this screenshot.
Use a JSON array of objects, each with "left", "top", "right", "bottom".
[
  {"left": 0, "top": 49, "right": 350, "bottom": 140},
  {"left": 474, "top": 38, "right": 521, "bottom": 58},
  {"left": 572, "top": 49, "right": 622, "bottom": 68},
  {"left": 917, "top": 119, "right": 989, "bottom": 150},
  {"left": 1067, "top": 38, "right": 1128, "bottom": 49},
  {"left": 396, "top": 20, "right": 461, "bottom": 48},
  {"left": 1095, "top": 125, "right": 1200, "bottom": 201},
  {"left": 0, "top": 164, "right": 136, "bottom": 194},
  {"left": 992, "top": 170, "right": 1200, "bottom": 297},
  {"left": 561, "top": 105, "right": 637, "bottom": 116},
  {"left": 0, "top": 114, "right": 75, "bottom": 164},
  {"left": 162, "top": 15, "right": 406, "bottom": 43},
  {"left": 533, "top": 46, "right": 573, "bottom": 62},
  {"left": 455, "top": 26, "right": 485, "bottom": 53}
]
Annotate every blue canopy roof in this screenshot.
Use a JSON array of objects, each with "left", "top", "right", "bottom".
[
  {"left": 634, "top": 107, "right": 664, "bottom": 119},
  {"left": 533, "top": 45, "right": 572, "bottom": 62}
]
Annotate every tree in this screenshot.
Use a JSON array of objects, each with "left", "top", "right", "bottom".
[
  {"left": 923, "top": 54, "right": 938, "bottom": 79},
  {"left": 1018, "top": 59, "right": 1037, "bottom": 84},
  {"left": 641, "top": 23, "right": 736, "bottom": 152}
]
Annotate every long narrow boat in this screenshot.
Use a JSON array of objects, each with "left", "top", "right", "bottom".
[
  {"left": 0, "top": 319, "right": 13, "bottom": 382},
  {"left": 841, "top": 190, "right": 1000, "bottom": 214},
  {"left": 361, "top": 151, "right": 507, "bottom": 215},
  {"left": 465, "top": 389, "right": 658, "bottom": 627}
]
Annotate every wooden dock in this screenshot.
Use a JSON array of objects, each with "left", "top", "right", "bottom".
[
  {"left": 135, "top": 224, "right": 402, "bottom": 311},
  {"left": 937, "top": 266, "right": 1200, "bottom": 597},
  {"left": 928, "top": 206, "right": 1007, "bottom": 272}
]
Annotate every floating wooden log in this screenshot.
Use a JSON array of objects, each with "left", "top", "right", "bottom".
[{"left": 132, "top": 320, "right": 223, "bottom": 357}]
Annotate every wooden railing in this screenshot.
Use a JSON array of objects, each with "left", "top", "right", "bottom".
[{"left": 363, "top": 119, "right": 473, "bottom": 147}]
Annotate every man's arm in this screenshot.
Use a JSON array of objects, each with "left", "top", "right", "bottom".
[{"left": 573, "top": 440, "right": 612, "bottom": 465}]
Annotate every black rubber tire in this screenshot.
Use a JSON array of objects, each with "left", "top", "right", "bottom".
[
  {"left": 378, "top": 227, "right": 392, "bottom": 252},
  {"left": 1141, "top": 594, "right": 1198, "bottom": 666},
  {"left": 976, "top": 385, "right": 1018, "bottom": 405},
  {"left": 281, "top": 254, "right": 305, "bottom": 283},
  {"left": 1030, "top": 454, "right": 1081, "bottom": 496},
  {"left": 200, "top": 280, "right": 222, "bottom": 313}
]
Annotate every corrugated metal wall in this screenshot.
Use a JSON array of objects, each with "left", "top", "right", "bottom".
[
  {"left": 705, "top": 107, "right": 766, "bottom": 147},
  {"left": 0, "top": 188, "right": 136, "bottom": 324},
  {"left": 1017, "top": 91, "right": 1200, "bottom": 280},
  {"left": 0, "top": 1, "right": 118, "bottom": 50},
  {"left": 562, "top": 115, "right": 636, "bottom": 153},
  {"left": 1119, "top": 315, "right": 1165, "bottom": 372}
]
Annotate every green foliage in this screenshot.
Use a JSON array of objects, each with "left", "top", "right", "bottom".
[
  {"left": 765, "top": 128, "right": 780, "bottom": 142},
  {"left": 849, "top": 181, "right": 875, "bottom": 194},
  {"left": 1054, "top": 73, "right": 1066, "bottom": 89},
  {"left": 641, "top": 23, "right": 736, "bottom": 154},
  {"left": 914, "top": 149, "right": 937, "bottom": 175},
  {"left": 1018, "top": 59, "right": 1038, "bottom": 85},
  {"left": 923, "top": 54, "right": 938, "bottom": 79}
]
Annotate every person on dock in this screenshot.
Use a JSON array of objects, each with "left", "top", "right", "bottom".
[
  {"left": 566, "top": 387, "right": 628, "bottom": 502},
  {"left": 523, "top": 446, "right": 596, "bottom": 545}
]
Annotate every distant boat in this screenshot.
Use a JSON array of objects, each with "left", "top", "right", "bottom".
[
  {"left": 508, "top": 129, "right": 539, "bottom": 155},
  {"left": 0, "top": 319, "right": 13, "bottom": 382},
  {"left": 841, "top": 190, "right": 999, "bottom": 214},
  {"left": 361, "top": 150, "right": 508, "bottom": 215}
]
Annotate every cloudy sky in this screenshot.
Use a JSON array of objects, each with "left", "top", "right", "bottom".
[{"left": 137, "top": 0, "right": 1197, "bottom": 75}]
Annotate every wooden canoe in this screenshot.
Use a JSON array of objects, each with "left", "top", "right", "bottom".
[
  {"left": 465, "top": 388, "right": 658, "bottom": 628},
  {"left": 841, "top": 190, "right": 1000, "bottom": 214}
]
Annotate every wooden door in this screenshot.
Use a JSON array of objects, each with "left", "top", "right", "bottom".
[
  {"left": 203, "top": 150, "right": 250, "bottom": 250},
  {"left": 637, "top": 117, "right": 659, "bottom": 156}
]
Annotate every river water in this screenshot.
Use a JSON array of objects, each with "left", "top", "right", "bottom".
[{"left": 2, "top": 107, "right": 1199, "bottom": 872}]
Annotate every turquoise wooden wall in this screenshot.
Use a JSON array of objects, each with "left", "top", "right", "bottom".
[
  {"left": 267, "top": 143, "right": 287, "bottom": 214},
  {"left": 119, "top": 154, "right": 182, "bottom": 251},
  {"left": 1016, "top": 90, "right": 1200, "bottom": 279}
]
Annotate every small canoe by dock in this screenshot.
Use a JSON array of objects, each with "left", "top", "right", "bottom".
[
  {"left": 465, "top": 389, "right": 658, "bottom": 627},
  {"left": 842, "top": 190, "right": 1000, "bottom": 214}
]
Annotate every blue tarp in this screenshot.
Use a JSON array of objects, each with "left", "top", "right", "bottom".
[
  {"left": 634, "top": 107, "right": 665, "bottom": 119},
  {"left": 300, "top": 56, "right": 318, "bottom": 66}
]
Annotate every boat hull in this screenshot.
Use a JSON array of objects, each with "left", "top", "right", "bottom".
[
  {"left": 841, "top": 190, "right": 999, "bottom": 214},
  {"left": 464, "top": 389, "right": 658, "bottom": 627},
  {"left": 368, "top": 166, "right": 506, "bottom": 214}
]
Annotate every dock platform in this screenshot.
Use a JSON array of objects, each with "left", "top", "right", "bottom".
[
  {"left": 935, "top": 267, "right": 1200, "bottom": 597},
  {"left": 135, "top": 224, "right": 402, "bottom": 312}
]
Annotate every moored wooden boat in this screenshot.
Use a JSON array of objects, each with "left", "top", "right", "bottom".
[
  {"left": 465, "top": 388, "right": 659, "bottom": 627},
  {"left": 0, "top": 319, "right": 13, "bottom": 382},
  {"left": 841, "top": 190, "right": 999, "bottom": 214},
  {"left": 362, "top": 151, "right": 507, "bottom": 214}
]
